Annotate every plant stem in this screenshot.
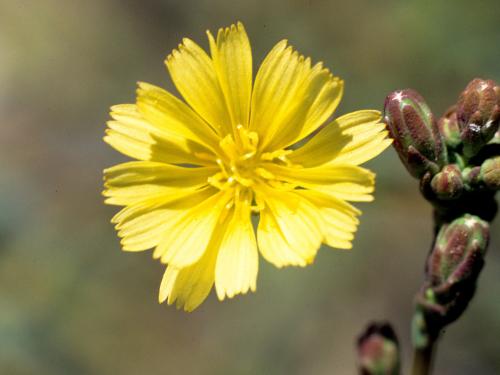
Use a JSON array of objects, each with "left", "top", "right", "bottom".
[{"left": 411, "top": 341, "right": 436, "bottom": 375}]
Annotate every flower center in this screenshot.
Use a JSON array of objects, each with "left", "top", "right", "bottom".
[
  {"left": 208, "top": 125, "right": 263, "bottom": 189},
  {"left": 207, "top": 125, "right": 293, "bottom": 210}
]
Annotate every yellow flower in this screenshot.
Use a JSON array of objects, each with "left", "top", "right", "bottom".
[{"left": 103, "top": 22, "right": 391, "bottom": 312}]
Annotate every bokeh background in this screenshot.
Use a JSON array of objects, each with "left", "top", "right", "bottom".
[{"left": 1, "top": 1, "right": 499, "bottom": 374}]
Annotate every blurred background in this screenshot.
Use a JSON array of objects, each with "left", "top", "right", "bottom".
[{"left": 1, "top": 1, "right": 499, "bottom": 374}]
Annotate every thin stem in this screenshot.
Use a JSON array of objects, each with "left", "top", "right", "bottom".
[{"left": 411, "top": 341, "right": 436, "bottom": 375}]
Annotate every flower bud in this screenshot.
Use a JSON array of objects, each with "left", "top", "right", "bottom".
[
  {"left": 438, "top": 106, "right": 461, "bottom": 149},
  {"left": 384, "top": 89, "right": 447, "bottom": 178},
  {"left": 461, "top": 166, "right": 482, "bottom": 189},
  {"left": 412, "top": 215, "right": 489, "bottom": 348},
  {"left": 457, "top": 78, "right": 500, "bottom": 157},
  {"left": 428, "top": 215, "right": 488, "bottom": 285},
  {"left": 430, "top": 165, "right": 464, "bottom": 200},
  {"left": 357, "top": 322, "right": 400, "bottom": 375},
  {"left": 480, "top": 156, "right": 500, "bottom": 190}
]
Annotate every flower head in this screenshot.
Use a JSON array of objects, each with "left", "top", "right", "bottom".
[{"left": 103, "top": 22, "right": 391, "bottom": 311}]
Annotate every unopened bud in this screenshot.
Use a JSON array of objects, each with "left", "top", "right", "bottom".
[
  {"left": 438, "top": 106, "right": 461, "bottom": 149},
  {"left": 384, "top": 89, "right": 447, "bottom": 178},
  {"left": 457, "top": 78, "right": 500, "bottom": 156},
  {"left": 412, "top": 215, "right": 489, "bottom": 348},
  {"left": 357, "top": 322, "right": 400, "bottom": 375},
  {"left": 430, "top": 165, "right": 464, "bottom": 200},
  {"left": 480, "top": 156, "right": 500, "bottom": 190},
  {"left": 429, "top": 215, "right": 488, "bottom": 285},
  {"left": 461, "top": 166, "right": 482, "bottom": 189}
]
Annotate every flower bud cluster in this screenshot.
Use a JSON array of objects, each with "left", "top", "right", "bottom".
[
  {"left": 384, "top": 78, "right": 500, "bottom": 206},
  {"left": 383, "top": 79, "right": 498, "bottom": 355}
]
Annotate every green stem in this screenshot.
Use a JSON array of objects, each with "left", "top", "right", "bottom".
[{"left": 411, "top": 341, "right": 436, "bottom": 375}]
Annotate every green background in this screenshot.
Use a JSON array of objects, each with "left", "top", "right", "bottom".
[{"left": 1, "top": 1, "right": 499, "bottom": 374}]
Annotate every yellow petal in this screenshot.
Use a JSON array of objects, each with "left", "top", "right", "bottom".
[
  {"left": 330, "top": 110, "right": 392, "bottom": 165},
  {"left": 334, "top": 133, "right": 393, "bottom": 166},
  {"left": 165, "top": 38, "right": 232, "bottom": 135},
  {"left": 105, "top": 104, "right": 154, "bottom": 162},
  {"left": 159, "top": 213, "right": 231, "bottom": 312},
  {"left": 155, "top": 191, "right": 231, "bottom": 268},
  {"left": 287, "top": 124, "right": 349, "bottom": 167},
  {"left": 103, "top": 161, "right": 218, "bottom": 205},
  {"left": 249, "top": 41, "right": 307, "bottom": 142},
  {"left": 136, "top": 82, "right": 220, "bottom": 149},
  {"left": 257, "top": 208, "right": 307, "bottom": 267},
  {"left": 289, "top": 110, "right": 391, "bottom": 167},
  {"left": 320, "top": 208, "right": 356, "bottom": 249},
  {"left": 105, "top": 104, "right": 216, "bottom": 165},
  {"left": 257, "top": 190, "right": 323, "bottom": 268},
  {"left": 280, "top": 71, "right": 343, "bottom": 149},
  {"left": 336, "top": 110, "right": 382, "bottom": 133},
  {"left": 267, "top": 163, "right": 375, "bottom": 202},
  {"left": 111, "top": 187, "right": 217, "bottom": 252},
  {"left": 297, "top": 190, "right": 360, "bottom": 249},
  {"left": 159, "top": 266, "right": 178, "bottom": 304},
  {"left": 297, "top": 189, "right": 360, "bottom": 227},
  {"left": 249, "top": 40, "right": 343, "bottom": 151},
  {"left": 159, "top": 252, "right": 217, "bottom": 312},
  {"left": 208, "top": 22, "right": 252, "bottom": 129},
  {"left": 265, "top": 163, "right": 375, "bottom": 187},
  {"left": 215, "top": 199, "right": 258, "bottom": 300},
  {"left": 119, "top": 209, "right": 178, "bottom": 251},
  {"left": 111, "top": 186, "right": 215, "bottom": 225},
  {"left": 317, "top": 183, "right": 374, "bottom": 202}
]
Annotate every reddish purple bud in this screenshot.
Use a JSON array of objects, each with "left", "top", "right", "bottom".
[
  {"left": 357, "top": 322, "right": 400, "bottom": 375},
  {"left": 430, "top": 165, "right": 464, "bottom": 200},
  {"left": 429, "top": 215, "right": 488, "bottom": 286},
  {"left": 457, "top": 78, "right": 500, "bottom": 156},
  {"left": 384, "top": 89, "right": 447, "bottom": 178}
]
